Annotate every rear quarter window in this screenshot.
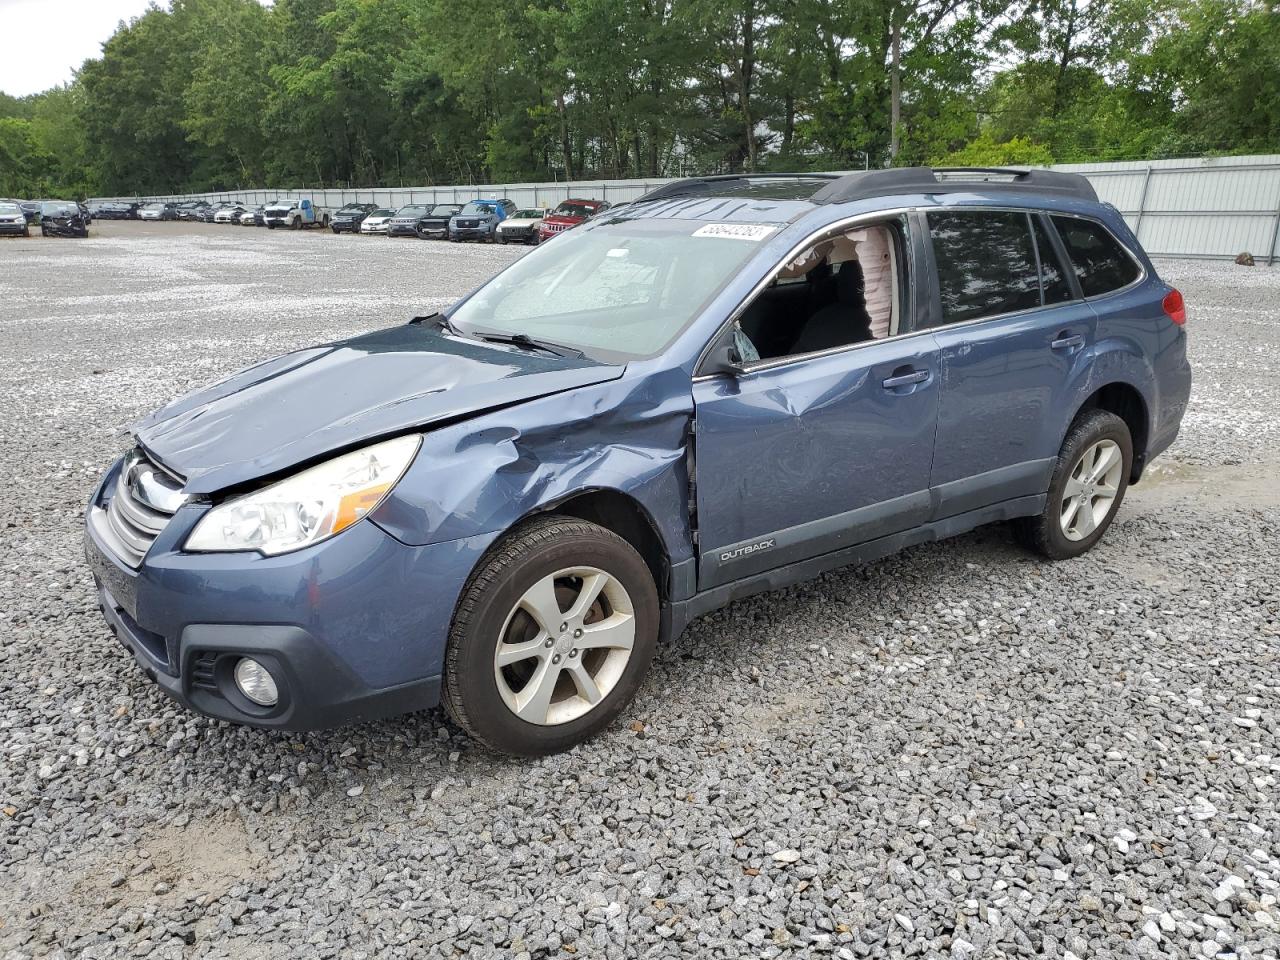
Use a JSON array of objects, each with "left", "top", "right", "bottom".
[{"left": 1050, "top": 216, "right": 1141, "bottom": 297}]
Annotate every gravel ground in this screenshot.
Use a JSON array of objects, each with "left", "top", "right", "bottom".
[{"left": 0, "top": 223, "right": 1277, "bottom": 959}]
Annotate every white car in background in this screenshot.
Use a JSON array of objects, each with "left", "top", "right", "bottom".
[
  {"left": 495, "top": 207, "right": 547, "bottom": 245},
  {"left": 213, "top": 204, "right": 247, "bottom": 224},
  {"left": 358, "top": 208, "right": 397, "bottom": 235}
]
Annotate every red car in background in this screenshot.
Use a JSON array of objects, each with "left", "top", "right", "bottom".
[{"left": 537, "top": 198, "right": 609, "bottom": 241}]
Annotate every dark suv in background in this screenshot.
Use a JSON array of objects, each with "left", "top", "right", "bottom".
[
  {"left": 84, "top": 168, "right": 1189, "bottom": 756},
  {"left": 330, "top": 203, "right": 379, "bottom": 234},
  {"left": 413, "top": 203, "right": 462, "bottom": 239}
]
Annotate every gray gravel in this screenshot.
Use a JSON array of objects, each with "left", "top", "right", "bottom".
[{"left": 1, "top": 223, "right": 1277, "bottom": 959}]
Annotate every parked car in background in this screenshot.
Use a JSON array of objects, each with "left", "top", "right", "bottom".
[
  {"left": 330, "top": 203, "right": 378, "bottom": 234},
  {"left": 41, "top": 200, "right": 89, "bottom": 237},
  {"left": 82, "top": 168, "right": 1191, "bottom": 756},
  {"left": 449, "top": 198, "right": 516, "bottom": 242},
  {"left": 358, "top": 208, "right": 396, "bottom": 235},
  {"left": 264, "top": 198, "right": 330, "bottom": 230},
  {"left": 214, "top": 203, "right": 248, "bottom": 224},
  {"left": 413, "top": 203, "right": 462, "bottom": 239},
  {"left": 0, "top": 200, "right": 30, "bottom": 237},
  {"left": 174, "top": 201, "right": 202, "bottom": 221},
  {"left": 235, "top": 207, "right": 259, "bottom": 226},
  {"left": 19, "top": 201, "right": 43, "bottom": 224},
  {"left": 495, "top": 208, "right": 547, "bottom": 245},
  {"left": 387, "top": 204, "right": 433, "bottom": 238},
  {"left": 538, "top": 198, "right": 608, "bottom": 242},
  {"left": 139, "top": 202, "right": 177, "bottom": 221},
  {"left": 94, "top": 201, "right": 139, "bottom": 220}
]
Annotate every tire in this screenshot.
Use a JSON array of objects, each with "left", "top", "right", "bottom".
[
  {"left": 22, "top": 226, "right": 29, "bottom": 238},
  {"left": 443, "top": 515, "right": 659, "bottom": 756},
  {"left": 1017, "top": 409, "right": 1132, "bottom": 560},
  {"left": 331, "top": 225, "right": 339, "bottom": 234},
  {"left": 291, "top": 216, "right": 300, "bottom": 230}
]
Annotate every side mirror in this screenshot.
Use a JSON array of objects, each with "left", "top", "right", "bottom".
[{"left": 703, "top": 330, "right": 744, "bottom": 377}]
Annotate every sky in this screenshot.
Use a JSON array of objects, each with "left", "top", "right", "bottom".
[{"left": 0, "top": 0, "right": 167, "bottom": 96}]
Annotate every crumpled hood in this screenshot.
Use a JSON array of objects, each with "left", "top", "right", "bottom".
[{"left": 134, "top": 324, "right": 624, "bottom": 494}]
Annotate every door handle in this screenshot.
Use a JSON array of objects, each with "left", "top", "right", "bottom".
[
  {"left": 882, "top": 369, "right": 930, "bottom": 389},
  {"left": 1051, "top": 334, "right": 1085, "bottom": 350}
]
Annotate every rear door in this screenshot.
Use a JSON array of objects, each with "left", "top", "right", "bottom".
[{"left": 924, "top": 209, "right": 1094, "bottom": 516}]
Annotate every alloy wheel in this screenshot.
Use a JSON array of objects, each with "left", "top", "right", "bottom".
[
  {"left": 1060, "top": 438, "right": 1123, "bottom": 541},
  {"left": 493, "top": 566, "right": 635, "bottom": 726}
]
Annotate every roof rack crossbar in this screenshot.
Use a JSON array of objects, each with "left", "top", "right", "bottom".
[{"left": 634, "top": 173, "right": 839, "bottom": 205}]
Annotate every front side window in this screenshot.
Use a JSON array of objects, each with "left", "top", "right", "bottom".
[
  {"left": 732, "top": 218, "right": 907, "bottom": 363},
  {"left": 929, "top": 211, "right": 1041, "bottom": 325},
  {"left": 449, "top": 218, "right": 768, "bottom": 361},
  {"left": 1051, "top": 216, "right": 1141, "bottom": 297}
]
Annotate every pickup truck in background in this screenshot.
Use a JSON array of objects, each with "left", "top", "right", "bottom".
[{"left": 263, "top": 198, "right": 331, "bottom": 230}]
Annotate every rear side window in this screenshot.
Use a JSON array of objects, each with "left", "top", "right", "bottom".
[
  {"left": 1032, "top": 217, "right": 1074, "bottom": 304},
  {"left": 928, "top": 211, "right": 1041, "bottom": 324},
  {"left": 1050, "top": 216, "right": 1141, "bottom": 296}
]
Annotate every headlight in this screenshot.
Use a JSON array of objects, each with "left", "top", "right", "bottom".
[{"left": 185, "top": 434, "right": 420, "bottom": 555}]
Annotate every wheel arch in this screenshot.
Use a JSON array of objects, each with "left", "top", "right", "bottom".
[
  {"left": 1073, "top": 380, "right": 1150, "bottom": 481},
  {"left": 516, "top": 488, "right": 672, "bottom": 602}
]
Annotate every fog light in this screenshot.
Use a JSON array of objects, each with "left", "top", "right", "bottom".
[{"left": 233, "top": 657, "right": 279, "bottom": 707}]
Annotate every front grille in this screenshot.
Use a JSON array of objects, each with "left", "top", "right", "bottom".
[
  {"left": 98, "top": 450, "right": 184, "bottom": 567},
  {"left": 502, "top": 226, "right": 531, "bottom": 236},
  {"left": 456, "top": 219, "right": 479, "bottom": 228},
  {"left": 544, "top": 222, "right": 567, "bottom": 233}
]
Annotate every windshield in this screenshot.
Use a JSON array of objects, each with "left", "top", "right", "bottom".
[
  {"left": 143, "top": 203, "right": 165, "bottom": 210},
  {"left": 0, "top": 202, "right": 20, "bottom": 215},
  {"left": 339, "top": 205, "right": 364, "bottom": 213},
  {"left": 42, "top": 202, "right": 76, "bottom": 215},
  {"left": 513, "top": 209, "right": 544, "bottom": 219},
  {"left": 429, "top": 205, "right": 458, "bottom": 216},
  {"left": 459, "top": 202, "right": 496, "bottom": 216},
  {"left": 448, "top": 218, "right": 771, "bottom": 361},
  {"left": 553, "top": 202, "right": 597, "bottom": 219},
  {"left": 370, "top": 209, "right": 395, "bottom": 217},
  {"left": 397, "top": 205, "right": 428, "bottom": 216}
]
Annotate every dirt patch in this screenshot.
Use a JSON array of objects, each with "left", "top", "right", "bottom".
[{"left": 1128, "top": 458, "right": 1280, "bottom": 511}]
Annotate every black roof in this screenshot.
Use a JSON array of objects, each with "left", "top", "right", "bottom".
[{"left": 635, "top": 167, "right": 1096, "bottom": 206}]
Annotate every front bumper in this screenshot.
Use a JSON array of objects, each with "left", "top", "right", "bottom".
[
  {"left": 450, "top": 226, "right": 493, "bottom": 241},
  {"left": 0, "top": 222, "right": 25, "bottom": 235},
  {"left": 331, "top": 220, "right": 360, "bottom": 232},
  {"left": 387, "top": 223, "right": 419, "bottom": 236},
  {"left": 83, "top": 459, "right": 494, "bottom": 731},
  {"left": 44, "top": 221, "right": 87, "bottom": 236}
]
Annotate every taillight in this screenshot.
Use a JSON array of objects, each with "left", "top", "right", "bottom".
[{"left": 1163, "top": 288, "right": 1186, "bottom": 325}]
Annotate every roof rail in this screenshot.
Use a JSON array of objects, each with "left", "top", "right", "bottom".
[
  {"left": 634, "top": 173, "right": 838, "bottom": 204},
  {"left": 810, "top": 166, "right": 1096, "bottom": 204}
]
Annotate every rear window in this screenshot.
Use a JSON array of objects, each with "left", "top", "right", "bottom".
[
  {"left": 1051, "top": 216, "right": 1141, "bottom": 296},
  {"left": 928, "top": 211, "right": 1041, "bottom": 324}
]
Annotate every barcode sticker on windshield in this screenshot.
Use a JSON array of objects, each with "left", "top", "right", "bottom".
[{"left": 692, "top": 223, "right": 778, "bottom": 241}]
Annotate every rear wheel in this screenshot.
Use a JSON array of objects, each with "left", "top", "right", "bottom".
[
  {"left": 291, "top": 216, "right": 300, "bottom": 230},
  {"left": 443, "top": 515, "right": 659, "bottom": 756},
  {"left": 1018, "top": 409, "right": 1132, "bottom": 560}
]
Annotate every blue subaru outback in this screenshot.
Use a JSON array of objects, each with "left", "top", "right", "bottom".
[{"left": 84, "top": 168, "right": 1191, "bottom": 755}]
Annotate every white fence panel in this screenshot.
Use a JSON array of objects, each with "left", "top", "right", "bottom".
[{"left": 94, "top": 155, "right": 1280, "bottom": 262}]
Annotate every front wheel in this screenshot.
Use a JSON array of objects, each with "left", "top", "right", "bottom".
[
  {"left": 443, "top": 515, "right": 659, "bottom": 756},
  {"left": 1018, "top": 409, "right": 1132, "bottom": 560}
]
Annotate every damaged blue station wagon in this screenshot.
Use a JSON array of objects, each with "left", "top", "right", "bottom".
[{"left": 85, "top": 168, "right": 1191, "bottom": 755}]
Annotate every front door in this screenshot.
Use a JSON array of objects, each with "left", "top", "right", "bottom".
[{"left": 692, "top": 336, "right": 940, "bottom": 590}]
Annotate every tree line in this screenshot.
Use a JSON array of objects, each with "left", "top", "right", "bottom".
[{"left": 1, "top": 0, "right": 1277, "bottom": 199}]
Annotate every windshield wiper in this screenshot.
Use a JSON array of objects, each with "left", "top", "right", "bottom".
[{"left": 474, "top": 332, "right": 586, "bottom": 360}]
